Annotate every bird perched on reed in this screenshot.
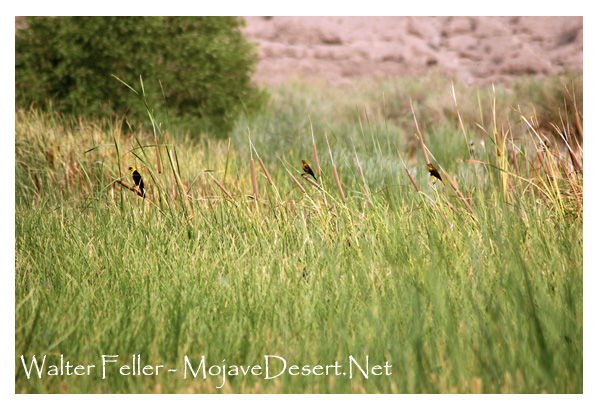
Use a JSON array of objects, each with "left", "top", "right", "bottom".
[
  {"left": 128, "top": 166, "right": 146, "bottom": 197},
  {"left": 427, "top": 163, "right": 443, "bottom": 183},
  {"left": 301, "top": 160, "right": 317, "bottom": 180}
]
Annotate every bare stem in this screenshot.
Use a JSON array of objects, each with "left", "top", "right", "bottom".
[{"left": 332, "top": 164, "right": 346, "bottom": 204}]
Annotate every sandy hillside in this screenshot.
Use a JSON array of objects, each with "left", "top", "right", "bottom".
[{"left": 242, "top": 16, "right": 582, "bottom": 86}]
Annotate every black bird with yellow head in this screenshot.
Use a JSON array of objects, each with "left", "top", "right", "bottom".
[
  {"left": 427, "top": 163, "right": 443, "bottom": 182},
  {"left": 301, "top": 160, "right": 317, "bottom": 180},
  {"left": 128, "top": 166, "right": 146, "bottom": 197}
]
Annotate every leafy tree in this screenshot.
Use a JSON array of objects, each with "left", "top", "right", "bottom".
[{"left": 15, "top": 17, "right": 267, "bottom": 135}]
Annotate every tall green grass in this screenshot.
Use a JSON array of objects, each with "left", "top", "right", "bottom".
[{"left": 15, "top": 74, "right": 582, "bottom": 393}]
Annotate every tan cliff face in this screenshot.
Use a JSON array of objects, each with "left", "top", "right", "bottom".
[{"left": 242, "top": 16, "right": 582, "bottom": 86}]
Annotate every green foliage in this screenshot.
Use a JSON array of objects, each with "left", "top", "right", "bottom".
[{"left": 15, "top": 16, "right": 267, "bottom": 135}]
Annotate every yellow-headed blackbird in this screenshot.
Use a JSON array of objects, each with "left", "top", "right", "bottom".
[
  {"left": 427, "top": 163, "right": 443, "bottom": 182},
  {"left": 302, "top": 160, "right": 317, "bottom": 180},
  {"left": 128, "top": 166, "right": 146, "bottom": 197}
]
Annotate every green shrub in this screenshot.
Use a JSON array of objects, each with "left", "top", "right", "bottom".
[{"left": 15, "top": 16, "right": 267, "bottom": 136}]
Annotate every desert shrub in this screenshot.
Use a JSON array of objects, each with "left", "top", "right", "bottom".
[{"left": 15, "top": 16, "right": 267, "bottom": 136}]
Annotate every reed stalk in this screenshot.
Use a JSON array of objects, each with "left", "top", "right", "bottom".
[
  {"left": 410, "top": 99, "right": 431, "bottom": 165},
  {"left": 309, "top": 117, "right": 321, "bottom": 178},
  {"left": 301, "top": 174, "right": 322, "bottom": 190},
  {"left": 289, "top": 173, "right": 307, "bottom": 195},
  {"left": 405, "top": 167, "right": 420, "bottom": 193},
  {"left": 209, "top": 174, "right": 235, "bottom": 201},
  {"left": 114, "top": 179, "right": 144, "bottom": 198},
  {"left": 332, "top": 164, "right": 346, "bottom": 204}
]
